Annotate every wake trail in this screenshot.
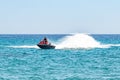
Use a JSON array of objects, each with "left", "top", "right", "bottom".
[
  {"left": 55, "top": 33, "right": 120, "bottom": 49},
  {"left": 8, "top": 45, "right": 39, "bottom": 49}
]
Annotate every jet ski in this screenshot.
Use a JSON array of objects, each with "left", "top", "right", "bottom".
[
  {"left": 37, "top": 37, "right": 55, "bottom": 49},
  {"left": 37, "top": 44, "right": 55, "bottom": 49}
]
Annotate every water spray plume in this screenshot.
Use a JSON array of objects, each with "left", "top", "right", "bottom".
[{"left": 56, "top": 33, "right": 102, "bottom": 49}]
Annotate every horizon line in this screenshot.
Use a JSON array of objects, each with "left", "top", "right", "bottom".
[{"left": 0, "top": 33, "right": 120, "bottom": 35}]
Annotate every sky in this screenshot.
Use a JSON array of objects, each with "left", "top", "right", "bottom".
[{"left": 0, "top": 0, "right": 120, "bottom": 34}]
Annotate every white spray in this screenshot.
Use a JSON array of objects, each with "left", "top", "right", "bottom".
[{"left": 56, "top": 33, "right": 103, "bottom": 49}]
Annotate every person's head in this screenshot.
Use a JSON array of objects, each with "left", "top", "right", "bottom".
[{"left": 44, "top": 37, "right": 47, "bottom": 41}]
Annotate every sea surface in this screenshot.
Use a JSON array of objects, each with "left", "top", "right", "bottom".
[{"left": 0, "top": 34, "right": 120, "bottom": 80}]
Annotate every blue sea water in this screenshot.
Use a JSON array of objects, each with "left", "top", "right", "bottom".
[{"left": 0, "top": 34, "right": 120, "bottom": 80}]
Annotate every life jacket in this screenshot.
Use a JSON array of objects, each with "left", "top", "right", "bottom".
[
  {"left": 39, "top": 41, "right": 44, "bottom": 45},
  {"left": 45, "top": 41, "right": 48, "bottom": 44},
  {"left": 39, "top": 40, "right": 48, "bottom": 45},
  {"left": 39, "top": 39, "right": 49, "bottom": 45}
]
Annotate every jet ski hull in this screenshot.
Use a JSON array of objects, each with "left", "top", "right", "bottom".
[{"left": 37, "top": 44, "right": 55, "bottom": 49}]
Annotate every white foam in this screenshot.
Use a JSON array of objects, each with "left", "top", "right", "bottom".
[
  {"left": 56, "top": 33, "right": 109, "bottom": 49},
  {"left": 103, "top": 44, "right": 120, "bottom": 47},
  {"left": 8, "top": 45, "right": 39, "bottom": 49}
]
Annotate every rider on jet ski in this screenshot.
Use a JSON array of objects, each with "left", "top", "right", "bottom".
[
  {"left": 37, "top": 37, "right": 55, "bottom": 49},
  {"left": 39, "top": 37, "right": 49, "bottom": 45}
]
